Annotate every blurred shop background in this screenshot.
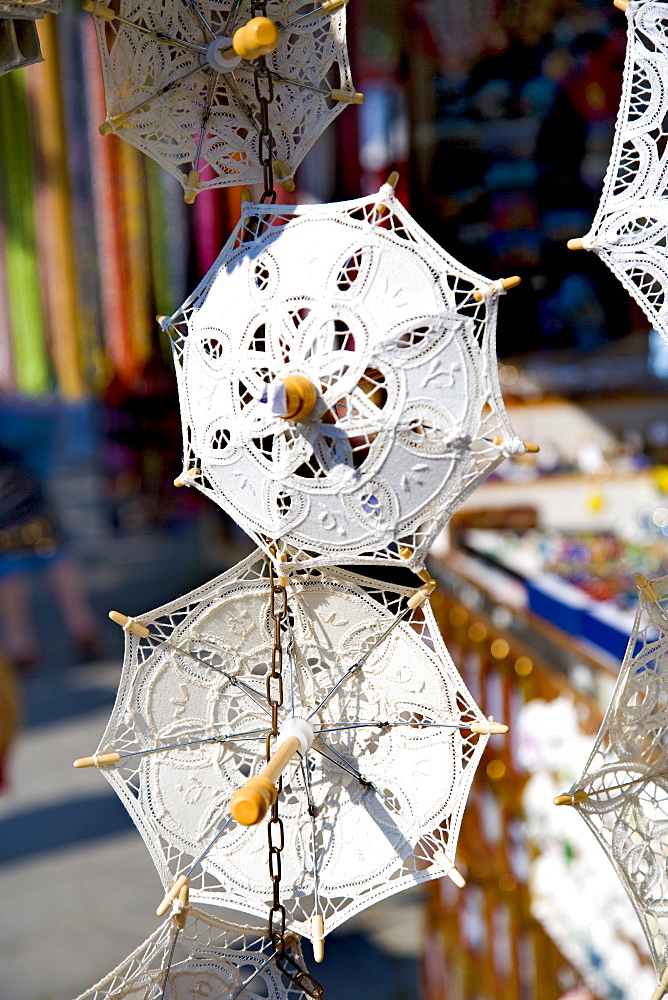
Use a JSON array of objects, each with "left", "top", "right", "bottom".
[{"left": 0, "top": 0, "right": 666, "bottom": 996}]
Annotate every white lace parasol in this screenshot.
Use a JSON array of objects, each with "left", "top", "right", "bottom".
[
  {"left": 85, "top": 0, "right": 357, "bottom": 199},
  {"left": 72, "top": 905, "right": 312, "bottom": 1000},
  {"left": 554, "top": 573, "right": 668, "bottom": 999},
  {"left": 74, "top": 551, "right": 502, "bottom": 949},
  {"left": 568, "top": 0, "right": 668, "bottom": 342},
  {"left": 166, "top": 182, "right": 525, "bottom": 572}
]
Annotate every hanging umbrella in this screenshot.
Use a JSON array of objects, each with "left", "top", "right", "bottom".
[
  {"left": 83, "top": 0, "right": 360, "bottom": 201},
  {"left": 0, "top": 0, "right": 60, "bottom": 17},
  {"left": 73, "top": 903, "right": 318, "bottom": 1000},
  {"left": 567, "top": 0, "right": 668, "bottom": 343},
  {"left": 73, "top": 550, "right": 506, "bottom": 956},
  {"left": 0, "top": 17, "right": 42, "bottom": 76},
  {"left": 165, "top": 179, "right": 530, "bottom": 574},
  {"left": 554, "top": 572, "right": 668, "bottom": 1000}
]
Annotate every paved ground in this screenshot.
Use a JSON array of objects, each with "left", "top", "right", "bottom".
[{"left": 0, "top": 524, "right": 422, "bottom": 1000}]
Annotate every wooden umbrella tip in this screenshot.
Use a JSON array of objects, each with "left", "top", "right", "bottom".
[{"left": 567, "top": 237, "right": 585, "bottom": 250}]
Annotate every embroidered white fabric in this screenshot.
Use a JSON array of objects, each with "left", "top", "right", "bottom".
[
  {"left": 168, "top": 186, "right": 522, "bottom": 570},
  {"left": 89, "top": 0, "right": 353, "bottom": 193},
  {"left": 94, "top": 551, "right": 490, "bottom": 942},
  {"left": 72, "top": 906, "right": 307, "bottom": 999},
  {"left": 580, "top": 1, "right": 668, "bottom": 342},
  {"left": 567, "top": 573, "right": 668, "bottom": 977}
]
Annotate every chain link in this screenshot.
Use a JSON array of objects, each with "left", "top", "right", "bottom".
[
  {"left": 250, "top": 0, "right": 276, "bottom": 202},
  {"left": 266, "top": 559, "right": 324, "bottom": 998},
  {"left": 267, "top": 560, "right": 288, "bottom": 957}
]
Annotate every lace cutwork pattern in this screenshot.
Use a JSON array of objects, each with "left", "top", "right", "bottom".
[
  {"left": 568, "top": 573, "right": 668, "bottom": 975},
  {"left": 168, "top": 187, "right": 521, "bottom": 570},
  {"left": 90, "top": 0, "right": 353, "bottom": 193},
  {"left": 73, "top": 905, "right": 307, "bottom": 999},
  {"left": 582, "top": 1, "right": 668, "bottom": 341},
  {"left": 97, "top": 551, "right": 489, "bottom": 941}
]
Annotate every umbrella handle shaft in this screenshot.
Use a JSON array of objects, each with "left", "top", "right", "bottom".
[
  {"left": 231, "top": 16, "right": 278, "bottom": 59},
  {"left": 231, "top": 734, "right": 301, "bottom": 825}
]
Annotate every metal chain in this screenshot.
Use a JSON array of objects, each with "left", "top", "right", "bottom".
[
  {"left": 266, "top": 560, "right": 324, "bottom": 999},
  {"left": 267, "top": 559, "right": 287, "bottom": 955},
  {"left": 250, "top": 0, "right": 276, "bottom": 202}
]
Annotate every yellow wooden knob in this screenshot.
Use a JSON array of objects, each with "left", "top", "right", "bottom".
[
  {"left": 232, "top": 16, "right": 279, "bottom": 60},
  {"left": 281, "top": 375, "right": 318, "bottom": 420},
  {"left": 230, "top": 775, "right": 277, "bottom": 825}
]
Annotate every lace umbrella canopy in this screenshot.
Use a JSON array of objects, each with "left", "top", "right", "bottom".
[
  {"left": 84, "top": 0, "right": 358, "bottom": 201},
  {"left": 568, "top": 0, "right": 668, "bottom": 343},
  {"left": 74, "top": 551, "right": 503, "bottom": 951},
  {"left": 73, "top": 905, "right": 312, "bottom": 1000},
  {"left": 554, "top": 573, "right": 668, "bottom": 1000},
  {"left": 165, "top": 183, "right": 524, "bottom": 572}
]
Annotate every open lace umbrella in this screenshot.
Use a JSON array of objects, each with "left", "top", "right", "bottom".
[
  {"left": 568, "top": 0, "right": 668, "bottom": 342},
  {"left": 554, "top": 572, "right": 668, "bottom": 1000},
  {"left": 74, "top": 550, "right": 506, "bottom": 956},
  {"left": 84, "top": 0, "right": 359, "bottom": 201},
  {"left": 73, "top": 904, "right": 317, "bottom": 1000},
  {"left": 165, "top": 179, "right": 528, "bottom": 572}
]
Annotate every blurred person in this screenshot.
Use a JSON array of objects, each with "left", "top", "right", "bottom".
[{"left": 0, "top": 444, "right": 98, "bottom": 672}]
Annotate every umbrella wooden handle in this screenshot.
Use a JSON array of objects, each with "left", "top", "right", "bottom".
[
  {"left": 272, "top": 375, "right": 318, "bottom": 420},
  {"left": 230, "top": 734, "right": 301, "bottom": 826},
  {"left": 232, "top": 16, "right": 279, "bottom": 60}
]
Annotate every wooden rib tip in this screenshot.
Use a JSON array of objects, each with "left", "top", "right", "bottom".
[
  {"left": 386, "top": 170, "right": 400, "bottom": 189},
  {"left": 553, "top": 791, "right": 590, "bottom": 806},
  {"left": 156, "top": 875, "right": 189, "bottom": 917},
  {"left": 407, "top": 589, "right": 428, "bottom": 609},
  {"left": 635, "top": 572, "right": 658, "bottom": 600},
  {"left": 613, "top": 0, "right": 629, "bottom": 10},
  {"left": 73, "top": 752, "right": 120, "bottom": 768},
  {"left": 433, "top": 851, "right": 466, "bottom": 886},
  {"left": 567, "top": 237, "right": 585, "bottom": 250},
  {"left": 311, "top": 914, "right": 325, "bottom": 963},
  {"left": 523, "top": 441, "right": 540, "bottom": 454},
  {"left": 108, "top": 610, "right": 150, "bottom": 638},
  {"left": 470, "top": 721, "right": 509, "bottom": 735},
  {"left": 501, "top": 275, "right": 521, "bottom": 291}
]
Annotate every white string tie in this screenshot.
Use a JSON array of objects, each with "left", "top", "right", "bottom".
[
  {"left": 122, "top": 617, "right": 137, "bottom": 631},
  {"left": 500, "top": 436, "right": 526, "bottom": 457},
  {"left": 92, "top": 754, "right": 101, "bottom": 768}
]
